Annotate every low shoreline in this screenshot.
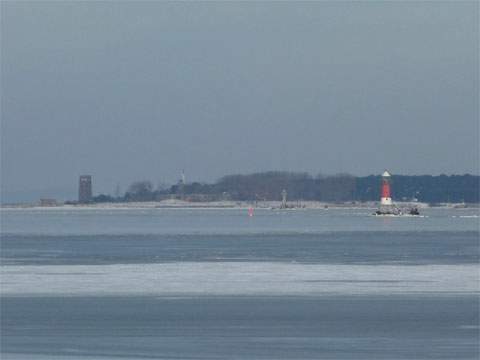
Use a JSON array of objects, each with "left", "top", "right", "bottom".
[{"left": 1, "top": 200, "right": 477, "bottom": 210}]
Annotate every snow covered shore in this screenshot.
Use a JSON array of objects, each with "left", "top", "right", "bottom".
[{"left": 0, "top": 199, "right": 441, "bottom": 210}]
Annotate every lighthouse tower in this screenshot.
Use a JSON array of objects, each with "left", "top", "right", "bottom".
[{"left": 380, "top": 171, "right": 392, "bottom": 206}]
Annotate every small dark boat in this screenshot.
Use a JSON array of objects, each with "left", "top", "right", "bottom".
[{"left": 408, "top": 207, "right": 420, "bottom": 216}]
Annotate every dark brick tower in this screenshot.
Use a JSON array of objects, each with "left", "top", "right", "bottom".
[{"left": 78, "top": 175, "right": 92, "bottom": 203}]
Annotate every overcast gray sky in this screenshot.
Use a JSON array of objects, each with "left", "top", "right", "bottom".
[{"left": 1, "top": 1, "right": 478, "bottom": 201}]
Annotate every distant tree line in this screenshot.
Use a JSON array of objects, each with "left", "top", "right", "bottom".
[{"left": 92, "top": 172, "right": 479, "bottom": 204}]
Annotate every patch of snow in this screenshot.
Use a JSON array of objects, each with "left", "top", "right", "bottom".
[{"left": 1, "top": 262, "right": 478, "bottom": 297}]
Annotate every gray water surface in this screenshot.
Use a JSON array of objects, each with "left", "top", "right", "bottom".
[{"left": 1, "top": 208, "right": 479, "bottom": 359}]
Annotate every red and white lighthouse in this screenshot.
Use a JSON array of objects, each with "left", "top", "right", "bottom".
[{"left": 380, "top": 171, "right": 392, "bottom": 206}]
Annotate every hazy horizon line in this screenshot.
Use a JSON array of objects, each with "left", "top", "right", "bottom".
[{"left": 1, "top": 170, "right": 479, "bottom": 204}]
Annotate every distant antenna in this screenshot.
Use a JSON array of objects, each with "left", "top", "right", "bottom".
[
  {"left": 114, "top": 183, "right": 121, "bottom": 198},
  {"left": 178, "top": 170, "right": 186, "bottom": 200},
  {"left": 281, "top": 189, "right": 287, "bottom": 209}
]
